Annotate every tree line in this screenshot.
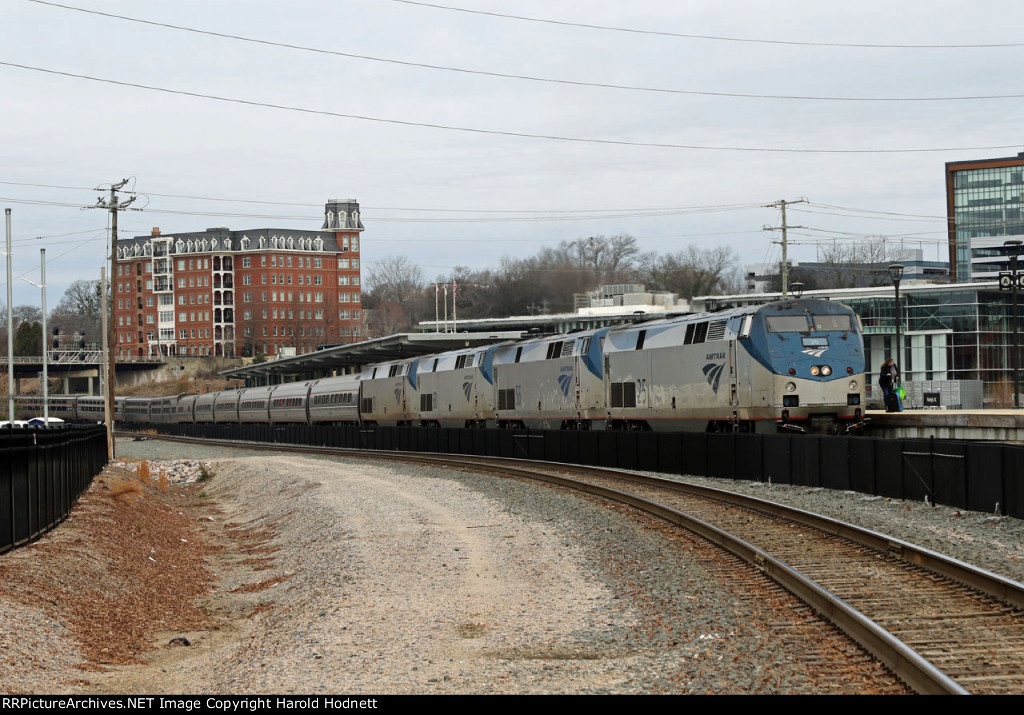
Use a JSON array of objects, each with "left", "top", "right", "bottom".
[{"left": 364, "top": 235, "right": 743, "bottom": 334}]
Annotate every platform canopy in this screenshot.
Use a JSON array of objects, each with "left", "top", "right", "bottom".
[{"left": 221, "top": 331, "right": 524, "bottom": 385}]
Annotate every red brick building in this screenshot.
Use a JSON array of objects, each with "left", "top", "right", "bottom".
[{"left": 114, "top": 199, "right": 364, "bottom": 358}]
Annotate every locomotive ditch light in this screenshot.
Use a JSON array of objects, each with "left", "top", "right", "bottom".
[
  {"left": 821, "top": 365, "right": 832, "bottom": 376},
  {"left": 810, "top": 366, "right": 820, "bottom": 376},
  {"left": 848, "top": 380, "right": 858, "bottom": 391},
  {"left": 786, "top": 382, "right": 797, "bottom": 392}
]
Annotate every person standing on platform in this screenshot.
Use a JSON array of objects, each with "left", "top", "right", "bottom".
[{"left": 879, "top": 357, "right": 903, "bottom": 412}]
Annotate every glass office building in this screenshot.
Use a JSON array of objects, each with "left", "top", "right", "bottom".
[{"left": 946, "top": 154, "right": 1024, "bottom": 283}]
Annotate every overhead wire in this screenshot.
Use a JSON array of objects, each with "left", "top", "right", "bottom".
[
  {"left": 3, "top": 61, "right": 1023, "bottom": 155},
  {"left": 386, "top": 0, "right": 1024, "bottom": 49},
  {"left": 24, "top": 1, "right": 1024, "bottom": 102}
]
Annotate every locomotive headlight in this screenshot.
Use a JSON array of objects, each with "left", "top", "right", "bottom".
[
  {"left": 821, "top": 365, "right": 832, "bottom": 376},
  {"left": 810, "top": 366, "right": 820, "bottom": 376},
  {"left": 849, "top": 380, "right": 859, "bottom": 391},
  {"left": 786, "top": 382, "right": 797, "bottom": 392}
]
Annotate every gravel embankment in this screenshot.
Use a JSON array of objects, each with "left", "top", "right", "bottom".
[{"left": 10, "top": 434, "right": 1017, "bottom": 694}]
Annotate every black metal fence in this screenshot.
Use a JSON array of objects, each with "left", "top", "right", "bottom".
[
  {"left": 1, "top": 425, "right": 108, "bottom": 555},
  {"left": 143, "top": 423, "right": 1024, "bottom": 519}
]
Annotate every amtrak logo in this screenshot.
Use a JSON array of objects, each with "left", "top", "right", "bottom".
[
  {"left": 802, "top": 347, "right": 828, "bottom": 358},
  {"left": 393, "top": 386, "right": 402, "bottom": 403},
  {"left": 702, "top": 362, "right": 725, "bottom": 394},
  {"left": 557, "top": 374, "right": 573, "bottom": 398},
  {"left": 462, "top": 381, "right": 473, "bottom": 400}
]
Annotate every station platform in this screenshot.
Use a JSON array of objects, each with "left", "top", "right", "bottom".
[{"left": 867, "top": 409, "right": 1024, "bottom": 442}]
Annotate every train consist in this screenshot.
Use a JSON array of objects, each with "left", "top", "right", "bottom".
[{"left": 16, "top": 298, "right": 869, "bottom": 435}]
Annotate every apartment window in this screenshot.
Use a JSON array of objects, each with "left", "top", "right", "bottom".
[
  {"left": 353, "top": 292, "right": 360, "bottom": 303},
  {"left": 287, "top": 256, "right": 293, "bottom": 267},
  {"left": 178, "top": 295, "right": 187, "bottom": 305},
  {"left": 271, "top": 274, "right": 277, "bottom": 284},
  {"left": 244, "top": 292, "right": 253, "bottom": 303},
  {"left": 177, "top": 259, "right": 186, "bottom": 270},
  {"left": 178, "top": 277, "right": 186, "bottom": 288},
  {"left": 352, "top": 259, "right": 359, "bottom": 269},
  {"left": 314, "top": 275, "right": 322, "bottom": 286},
  {"left": 261, "top": 256, "right": 267, "bottom": 266},
  {"left": 179, "top": 329, "right": 187, "bottom": 339},
  {"left": 338, "top": 276, "right": 349, "bottom": 285},
  {"left": 338, "top": 258, "right": 349, "bottom": 269},
  {"left": 261, "top": 274, "right": 267, "bottom": 284},
  {"left": 242, "top": 256, "right": 251, "bottom": 268},
  {"left": 189, "top": 294, "right": 195, "bottom": 304},
  {"left": 146, "top": 296, "right": 154, "bottom": 306},
  {"left": 352, "top": 237, "right": 359, "bottom": 252},
  {"left": 243, "top": 275, "right": 251, "bottom": 285}
]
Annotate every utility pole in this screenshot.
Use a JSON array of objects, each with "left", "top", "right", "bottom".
[
  {"left": 91, "top": 179, "right": 135, "bottom": 458},
  {"left": 763, "top": 198, "right": 807, "bottom": 299},
  {"left": 6, "top": 209, "right": 13, "bottom": 422}
]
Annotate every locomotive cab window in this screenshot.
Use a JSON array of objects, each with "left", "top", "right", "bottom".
[
  {"left": 766, "top": 316, "right": 810, "bottom": 333},
  {"left": 812, "top": 315, "right": 852, "bottom": 332}
]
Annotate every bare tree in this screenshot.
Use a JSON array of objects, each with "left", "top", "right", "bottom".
[
  {"left": 364, "top": 256, "right": 427, "bottom": 332},
  {"left": 637, "top": 246, "right": 739, "bottom": 299},
  {"left": 816, "top": 237, "right": 908, "bottom": 288}
]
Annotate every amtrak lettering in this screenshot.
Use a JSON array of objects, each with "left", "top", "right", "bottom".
[{"left": 705, "top": 352, "right": 726, "bottom": 361}]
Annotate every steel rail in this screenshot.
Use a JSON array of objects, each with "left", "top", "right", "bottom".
[{"left": 124, "top": 432, "right": 984, "bottom": 694}]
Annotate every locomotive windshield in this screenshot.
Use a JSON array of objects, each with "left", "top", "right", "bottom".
[
  {"left": 766, "top": 316, "right": 810, "bottom": 333},
  {"left": 766, "top": 314, "right": 853, "bottom": 333},
  {"left": 811, "top": 314, "right": 852, "bottom": 331}
]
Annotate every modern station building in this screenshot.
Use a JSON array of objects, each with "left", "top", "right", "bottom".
[
  {"left": 113, "top": 199, "right": 364, "bottom": 359},
  {"left": 946, "top": 152, "right": 1024, "bottom": 283}
]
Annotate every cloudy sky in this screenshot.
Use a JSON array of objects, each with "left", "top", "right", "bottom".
[{"left": 3, "top": 0, "right": 1023, "bottom": 307}]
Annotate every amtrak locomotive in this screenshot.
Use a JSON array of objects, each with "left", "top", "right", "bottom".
[{"left": 16, "top": 299, "right": 868, "bottom": 435}]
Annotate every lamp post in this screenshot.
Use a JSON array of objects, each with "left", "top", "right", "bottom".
[
  {"left": 888, "top": 264, "right": 905, "bottom": 372},
  {"left": 20, "top": 249, "right": 47, "bottom": 424},
  {"left": 1004, "top": 240, "right": 1022, "bottom": 408}
]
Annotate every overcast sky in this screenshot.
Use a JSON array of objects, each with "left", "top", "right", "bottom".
[{"left": 3, "top": 0, "right": 1023, "bottom": 309}]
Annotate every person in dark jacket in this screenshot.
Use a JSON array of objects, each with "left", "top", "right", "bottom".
[{"left": 879, "top": 357, "right": 902, "bottom": 412}]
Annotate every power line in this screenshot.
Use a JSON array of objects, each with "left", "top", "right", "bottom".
[
  {"left": 3, "top": 61, "right": 1022, "bottom": 155},
  {"left": 386, "top": 0, "right": 1024, "bottom": 49},
  {"left": 24, "top": 1, "right": 1024, "bottom": 102}
]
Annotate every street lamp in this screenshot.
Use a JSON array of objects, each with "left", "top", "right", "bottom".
[
  {"left": 20, "top": 249, "right": 47, "bottom": 424},
  {"left": 888, "top": 264, "right": 905, "bottom": 373},
  {"left": 1004, "top": 240, "right": 1022, "bottom": 408}
]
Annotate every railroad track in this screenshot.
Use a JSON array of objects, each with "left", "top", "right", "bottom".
[{"left": 124, "top": 432, "right": 1024, "bottom": 694}]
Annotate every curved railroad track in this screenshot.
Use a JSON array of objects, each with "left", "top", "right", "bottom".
[{"left": 124, "top": 432, "right": 1024, "bottom": 694}]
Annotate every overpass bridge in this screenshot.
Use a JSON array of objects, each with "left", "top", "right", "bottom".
[{"left": 0, "top": 351, "right": 164, "bottom": 395}]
